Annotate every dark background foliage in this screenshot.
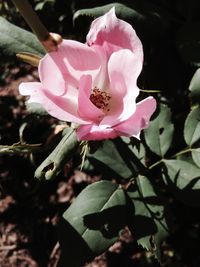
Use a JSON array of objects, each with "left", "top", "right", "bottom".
[{"left": 1, "top": 0, "right": 200, "bottom": 266}]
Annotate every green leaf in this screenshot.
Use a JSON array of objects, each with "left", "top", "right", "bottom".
[
  {"left": 129, "top": 139, "right": 146, "bottom": 165},
  {"left": 35, "top": 0, "right": 55, "bottom": 11},
  {"left": 73, "top": 3, "right": 144, "bottom": 23},
  {"left": 191, "top": 148, "right": 200, "bottom": 168},
  {"left": 144, "top": 105, "right": 174, "bottom": 157},
  {"left": 0, "top": 16, "right": 45, "bottom": 58},
  {"left": 26, "top": 103, "right": 48, "bottom": 116},
  {"left": 184, "top": 106, "right": 200, "bottom": 146},
  {"left": 121, "top": 137, "right": 146, "bottom": 164},
  {"left": 58, "top": 181, "right": 127, "bottom": 267},
  {"left": 127, "top": 176, "right": 169, "bottom": 260},
  {"left": 88, "top": 140, "right": 134, "bottom": 180},
  {"left": 87, "top": 138, "right": 146, "bottom": 180},
  {"left": 163, "top": 159, "right": 200, "bottom": 189},
  {"left": 35, "top": 128, "right": 79, "bottom": 180},
  {"left": 83, "top": 138, "right": 146, "bottom": 176},
  {"left": 163, "top": 159, "right": 200, "bottom": 206},
  {"left": 189, "top": 68, "right": 200, "bottom": 103},
  {"left": 177, "top": 22, "right": 200, "bottom": 66}
]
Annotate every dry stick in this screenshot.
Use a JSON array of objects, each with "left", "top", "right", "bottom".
[{"left": 11, "top": 0, "right": 62, "bottom": 52}]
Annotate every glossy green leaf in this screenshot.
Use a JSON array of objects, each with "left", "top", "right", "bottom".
[
  {"left": 35, "top": 0, "right": 55, "bottom": 11},
  {"left": 163, "top": 159, "right": 200, "bottom": 189},
  {"left": 127, "top": 176, "right": 169, "bottom": 260},
  {"left": 144, "top": 105, "right": 174, "bottom": 157},
  {"left": 58, "top": 181, "right": 127, "bottom": 266},
  {"left": 189, "top": 68, "right": 200, "bottom": 103},
  {"left": 73, "top": 3, "right": 144, "bottom": 23},
  {"left": 184, "top": 106, "right": 200, "bottom": 146},
  {"left": 163, "top": 159, "right": 200, "bottom": 206},
  {"left": 87, "top": 140, "right": 134, "bottom": 180},
  {"left": 121, "top": 137, "right": 146, "bottom": 164},
  {"left": 35, "top": 128, "right": 79, "bottom": 180},
  {"left": 26, "top": 103, "right": 48, "bottom": 116},
  {"left": 0, "top": 16, "right": 45, "bottom": 58},
  {"left": 132, "top": 142, "right": 146, "bottom": 159},
  {"left": 84, "top": 138, "right": 146, "bottom": 177},
  {"left": 191, "top": 148, "right": 200, "bottom": 168},
  {"left": 73, "top": 2, "right": 170, "bottom": 40}
]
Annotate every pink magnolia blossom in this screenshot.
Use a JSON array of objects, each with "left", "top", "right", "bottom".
[{"left": 19, "top": 8, "right": 156, "bottom": 140}]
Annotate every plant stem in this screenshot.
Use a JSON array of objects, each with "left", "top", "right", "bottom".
[
  {"left": 148, "top": 159, "right": 163, "bottom": 170},
  {"left": 11, "top": 0, "right": 49, "bottom": 41},
  {"left": 148, "top": 147, "right": 192, "bottom": 170},
  {"left": 140, "top": 89, "right": 161, "bottom": 93},
  {"left": 170, "top": 147, "right": 191, "bottom": 158},
  {"left": 11, "top": 0, "right": 62, "bottom": 52}
]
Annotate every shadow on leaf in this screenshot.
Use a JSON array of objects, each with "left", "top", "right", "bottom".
[
  {"left": 126, "top": 183, "right": 158, "bottom": 240},
  {"left": 88, "top": 157, "right": 125, "bottom": 181},
  {"left": 83, "top": 205, "right": 127, "bottom": 239},
  {"left": 162, "top": 163, "right": 200, "bottom": 206},
  {"left": 57, "top": 218, "right": 94, "bottom": 267},
  {"left": 126, "top": 178, "right": 171, "bottom": 260},
  {"left": 131, "top": 215, "right": 157, "bottom": 239},
  {"left": 113, "top": 138, "right": 148, "bottom": 176}
]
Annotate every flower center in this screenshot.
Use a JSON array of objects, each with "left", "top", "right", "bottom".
[{"left": 90, "top": 87, "right": 111, "bottom": 112}]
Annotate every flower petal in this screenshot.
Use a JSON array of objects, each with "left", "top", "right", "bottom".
[
  {"left": 87, "top": 7, "right": 143, "bottom": 61},
  {"left": 77, "top": 124, "right": 118, "bottom": 140},
  {"left": 78, "top": 75, "right": 104, "bottom": 121},
  {"left": 100, "top": 49, "right": 141, "bottom": 126},
  {"left": 39, "top": 40, "right": 101, "bottom": 95},
  {"left": 39, "top": 54, "right": 67, "bottom": 96},
  {"left": 92, "top": 45, "right": 110, "bottom": 91},
  {"left": 113, "top": 97, "right": 157, "bottom": 138},
  {"left": 19, "top": 82, "right": 88, "bottom": 124}
]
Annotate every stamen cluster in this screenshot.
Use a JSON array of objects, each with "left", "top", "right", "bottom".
[{"left": 90, "top": 87, "right": 111, "bottom": 112}]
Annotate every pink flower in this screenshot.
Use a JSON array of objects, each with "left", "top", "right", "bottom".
[{"left": 19, "top": 8, "right": 156, "bottom": 141}]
